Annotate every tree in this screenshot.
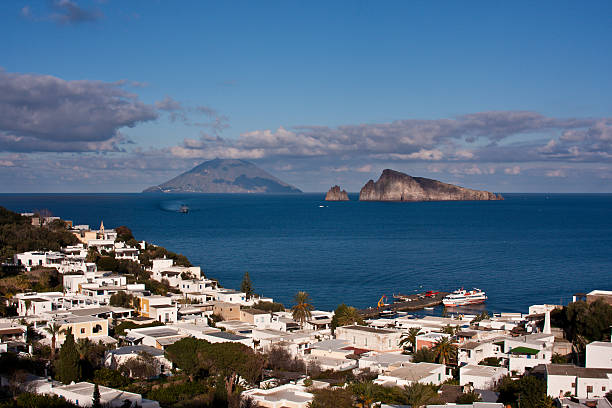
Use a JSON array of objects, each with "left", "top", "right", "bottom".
[
  {"left": 55, "top": 328, "right": 82, "bottom": 384},
  {"left": 44, "top": 322, "right": 63, "bottom": 360},
  {"left": 403, "top": 382, "right": 438, "bottom": 408},
  {"left": 479, "top": 357, "right": 501, "bottom": 367},
  {"left": 309, "top": 387, "right": 354, "bottom": 408},
  {"left": 412, "top": 347, "right": 436, "bottom": 363},
  {"left": 471, "top": 311, "right": 490, "bottom": 324},
  {"left": 331, "top": 303, "right": 364, "bottom": 333},
  {"left": 399, "top": 327, "right": 421, "bottom": 353},
  {"left": 92, "top": 383, "right": 101, "bottom": 408},
  {"left": 241, "top": 271, "right": 254, "bottom": 299},
  {"left": 119, "top": 351, "right": 160, "bottom": 379},
  {"left": 432, "top": 337, "right": 457, "bottom": 365},
  {"left": 456, "top": 391, "right": 482, "bottom": 404},
  {"left": 351, "top": 380, "right": 377, "bottom": 408},
  {"left": 165, "top": 337, "right": 208, "bottom": 380},
  {"left": 109, "top": 291, "right": 136, "bottom": 308},
  {"left": 291, "top": 291, "right": 314, "bottom": 329},
  {"left": 497, "top": 375, "right": 548, "bottom": 408}
]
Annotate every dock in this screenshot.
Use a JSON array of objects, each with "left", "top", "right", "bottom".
[{"left": 358, "top": 291, "right": 449, "bottom": 319}]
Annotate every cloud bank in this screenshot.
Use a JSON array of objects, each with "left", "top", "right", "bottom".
[{"left": 0, "top": 69, "right": 157, "bottom": 152}]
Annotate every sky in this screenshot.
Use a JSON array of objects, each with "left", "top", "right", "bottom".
[{"left": 1, "top": 0, "right": 611, "bottom": 193}]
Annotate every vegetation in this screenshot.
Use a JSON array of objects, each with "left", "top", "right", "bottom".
[
  {"left": 552, "top": 299, "right": 612, "bottom": 363},
  {"left": 92, "top": 383, "right": 101, "bottom": 408},
  {"left": 412, "top": 347, "right": 437, "bottom": 363},
  {"left": 55, "top": 329, "right": 82, "bottom": 384},
  {"left": 309, "top": 387, "right": 354, "bottom": 408},
  {"left": 266, "top": 346, "right": 305, "bottom": 373},
  {"left": 479, "top": 357, "right": 502, "bottom": 367},
  {"left": 109, "top": 291, "right": 138, "bottom": 308},
  {"left": 118, "top": 351, "right": 160, "bottom": 379},
  {"left": 497, "top": 375, "right": 550, "bottom": 408},
  {"left": 331, "top": 303, "right": 364, "bottom": 333},
  {"left": 43, "top": 322, "right": 62, "bottom": 359},
  {"left": 291, "top": 291, "right": 314, "bottom": 329},
  {"left": 93, "top": 367, "right": 131, "bottom": 388},
  {"left": 139, "top": 244, "right": 192, "bottom": 268},
  {"left": 432, "top": 337, "right": 457, "bottom": 365},
  {"left": 0, "top": 206, "right": 79, "bottom": 262},
  {"left": 240, "top": 271, "right": 254, "bottom": 299},
  {"left": 471, "top": 311, "right": 490, "bottom": 324},
  {"left": 402, "top": 382, "right": 440, "bottom": 408},
  {"left": 399, "top": 327, "right": 421, "bottom": 353},
  {"left": 252, "top": 300, "right": 285, "bottom": 312},
  {"left": 456, "top": 391, "right": 482, "bottom": 404},
  {"left": 164, "top": 338, "right": 265, "bottom": 405},
  {"left": 0, "top": 393, "right": 79, "bottom": 408}
]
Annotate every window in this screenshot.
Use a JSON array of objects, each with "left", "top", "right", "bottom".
[
  {"left": 80, "top": 328, "right": 85, "bottom": 334},
  {"left": 587, "top": 386, "right": 593, "bottom": 393},
  {"left": 571, "top": 383, "right": 575, "bottom": 387}
]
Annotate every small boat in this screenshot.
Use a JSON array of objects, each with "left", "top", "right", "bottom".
[
  {"left": 379, "top": 310, "right": 395, "bottom": 318},
  {"left": 443, "top": 288, "right": 487, "bottom": 307},
  {"left": 179, "top": 205, "right": 189, "bottom": 213},
  {"left": 424, "top": 307, "right": 434, "bottom": 310}
]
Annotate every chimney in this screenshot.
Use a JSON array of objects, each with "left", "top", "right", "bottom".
[{"left": 543, "top": 310, "right": 551, "bottom": 335}]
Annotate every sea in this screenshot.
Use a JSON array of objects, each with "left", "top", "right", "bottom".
[{"left": 1, "top": 193, "right": 611, "bottom": 315}]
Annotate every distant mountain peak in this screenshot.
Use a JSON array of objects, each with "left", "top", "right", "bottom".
[{"left": 143, "top": 159, "right": 302, "bottom": 193}]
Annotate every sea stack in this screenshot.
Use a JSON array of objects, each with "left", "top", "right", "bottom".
[
  {"left": 325, "top": 185, "right": 349, "bottom": 201},
  {"left": 359, "top": 169, "right": 503, "bottom": 201}
]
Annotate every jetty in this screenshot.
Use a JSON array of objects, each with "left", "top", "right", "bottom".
[{"left": 358, "top": 291, "right": 449, "bottom": 319}]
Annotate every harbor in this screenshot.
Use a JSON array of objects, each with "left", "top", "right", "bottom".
[{"left": 358, "top": 290, "right": 449, "bottom": 319}]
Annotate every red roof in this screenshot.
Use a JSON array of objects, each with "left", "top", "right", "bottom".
[{"left": 341, "top": 346, "right": 370, "bottom": 355}]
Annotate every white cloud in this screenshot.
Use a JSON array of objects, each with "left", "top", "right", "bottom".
[
  {"left": 504, "top": 166, "right": 521, "bottom": 175},
  {"left": 546, "top": 169, "right": 566, "bottom": 177}
]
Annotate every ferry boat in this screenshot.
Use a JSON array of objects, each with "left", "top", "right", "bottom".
[
  {"left": 443, "top": 288, "right": 487, "bottom": 307},
  {"left": 179, "top": 205, "right": 189, "bottom": 213}
]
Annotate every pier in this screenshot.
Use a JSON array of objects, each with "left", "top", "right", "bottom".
[{"left": 358, "top": 291, "right": 449, "bottom": 319}]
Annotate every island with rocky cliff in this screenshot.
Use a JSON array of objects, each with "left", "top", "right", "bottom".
[
  {"left": 325, "top": 185, "right": 349, "bottom": 201},
  {"left": 359, "top": 169, "right": 503, "bottom": 201}
]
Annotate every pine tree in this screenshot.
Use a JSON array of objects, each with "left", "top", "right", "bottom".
[
  {"left": 92, "top": 383, "right": 101, "bottom": 408},
  {"left": 240, "top": 271, "right": 254, "bottom": 299},
  {"left": 55, "top": 329, "right": 82, "bottom": 384}
]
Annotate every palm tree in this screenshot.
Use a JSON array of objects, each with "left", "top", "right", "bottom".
[
  {"left": 403, "top": 382, "right": 438, "bottom": 408},
  {"left": 432, "top": 337, "right": 457, "bottom": 365},
  {"left": 44, "top": 322, "right": 63, "bottom": 359},
  {"left": 335, "top": 305, "right": 364, "bottom": 327},
  {"left": 399, "top": 327, "right": 421, "bottom": 352},
  {"left": 351, "top": 380, "right": 377, "bottom": 408},
  {"left": 291, "top": 291, "right": 314, "bottom": 329}
]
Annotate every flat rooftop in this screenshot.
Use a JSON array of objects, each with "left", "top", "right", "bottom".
[{"left": 339, "top": 325, "right": 397, "bottom": 334}]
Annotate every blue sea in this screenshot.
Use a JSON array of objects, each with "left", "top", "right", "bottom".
[{"left": 1, "top": 193, "right": 611, "bottom": 314}]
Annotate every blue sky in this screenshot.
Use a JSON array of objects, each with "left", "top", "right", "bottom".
[{"left": 1, "top": 0, "right": 611, "bottom": 192}]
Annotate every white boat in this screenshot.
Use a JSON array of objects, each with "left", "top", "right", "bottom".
[{"left": 443, "top": 288, "right": 487, "bottom": 307}]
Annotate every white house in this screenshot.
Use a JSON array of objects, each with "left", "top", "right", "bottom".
[
  {"left": 586, "top": 342, "right": 612, "bottom": 369},
  {"left": 242, "top": 384, "right": 313, "bottom": 408},
  {"left": 50, "top": 381, "right": 159, "bottom": 408},
  {"left": 105, "top": 345, "right": 172, "bottom": 377},
  {"left": 545, "top": 364, "right": 612, "bottom": 399},
  {"left": 335, "top": 325, "right": 403, "bottom": 352},
  {"left": 460, "top": 364, "right": 508, "bottom": 390},
  {"left": 375, "top": 362, "right": 450, "bottom": 386},
  {"left": 124, "top": 326, "right": 188, "bottom": 350}
]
